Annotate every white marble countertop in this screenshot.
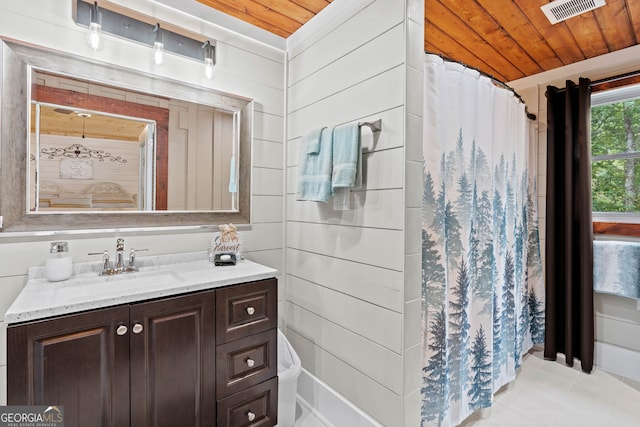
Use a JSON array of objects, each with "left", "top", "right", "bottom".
[{"left": 5, "top": 251, "right": 277, "bottom": 324}]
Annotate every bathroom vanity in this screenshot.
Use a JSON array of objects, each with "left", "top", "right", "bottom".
[{"left": 5, "top": 253, "right": 278, "bottom": 427}]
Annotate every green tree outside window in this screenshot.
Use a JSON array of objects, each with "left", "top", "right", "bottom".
[{"left": 591, "top": 93, "right": 640, "bottom": 213}]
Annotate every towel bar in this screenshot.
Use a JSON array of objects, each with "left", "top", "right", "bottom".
[{"left": 358, "top": 119, "right": 382, "bottom": 134}]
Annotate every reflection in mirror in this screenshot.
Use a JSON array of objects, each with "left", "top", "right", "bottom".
[
  {"left": 31, "top": 104, "right": 154, "bottom": 211},
  {"left": 0, "top": 40, "right": 253, "bottom": 232},
  {"left": 30, "top": 70, "right": 239, "bottom": 213}
]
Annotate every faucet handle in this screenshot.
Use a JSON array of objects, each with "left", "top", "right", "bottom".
[
  {"left": 88, "top": 251, "right": 113, "bottom": 275},
  {"left": 127, "top": 248, "right": 149, "bottom": 270},
  {"left": 88, "top": 250, "right": 109, "bottom": 260}
]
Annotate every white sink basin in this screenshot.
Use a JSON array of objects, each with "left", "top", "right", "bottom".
[{"left": 52, "top": 269, "right": 185, "bottom": 303}]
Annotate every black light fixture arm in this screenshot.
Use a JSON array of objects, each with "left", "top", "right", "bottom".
[
  {"left": 89, "top": 1, "right": 100, "bottom": 25},
  {"left": 153, "top": 23, "right": 162, "bottom": 44},
  {"left": 203, "top": 40, "right": 216, "bottom": 65}
]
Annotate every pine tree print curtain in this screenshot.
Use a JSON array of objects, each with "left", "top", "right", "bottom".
[{"left": 421, "top": 54, "right": 545, "bottom": 427}]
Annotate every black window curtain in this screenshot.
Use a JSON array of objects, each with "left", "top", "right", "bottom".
[{"left": 544, "top": 78, "right": 594, "bottom": 373}]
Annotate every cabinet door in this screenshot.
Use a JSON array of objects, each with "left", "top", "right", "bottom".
[
  {"left": 129, "top": 291, "right": 216, "bottom": 427},
  {"left": 7, "top": 305, "right": 130, "bottom": 427}
]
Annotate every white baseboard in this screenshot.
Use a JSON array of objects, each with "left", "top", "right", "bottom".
[
  {"left": 295, "top": 395, "right": 335, "bottom": 427},
  {"left": 296, "top": 367, "right": 382, "bottom": 427},
  {"left": 595, "top": 341, "right": 640, "bottom": 382}
]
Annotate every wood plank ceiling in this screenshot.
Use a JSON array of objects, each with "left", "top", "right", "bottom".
[
  {"left": 196, "top": 0, "right": 334, "bottom": 38},
  {"left": 196, "top": 0, "right": 640, "bottom": 83}
]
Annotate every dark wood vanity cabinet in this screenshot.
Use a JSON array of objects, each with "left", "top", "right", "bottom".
[{"left": 7, "top": 277, "right": 278, "bottom": 427}]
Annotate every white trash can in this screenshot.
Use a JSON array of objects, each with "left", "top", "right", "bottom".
[{"left": 277, "top": 328, "right": 301, "bottom": 427}]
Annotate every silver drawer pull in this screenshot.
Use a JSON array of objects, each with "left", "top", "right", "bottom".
[
  {"left": 246, "top": 358, "right": 255, "bottom": 368},
  {"left": 247, "top": 411, "right": 256, "bottom": 422},
  {"left": 246, "top": 306, "right": 255, "bottom": 315},
  {"left": 132, "top": 323, "right": 144, "bottom": 334},
  {"left": 116, "top": 325, "right": 128, "bottom": 336}
]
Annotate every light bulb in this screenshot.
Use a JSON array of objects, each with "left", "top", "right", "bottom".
[
  {"left": 202, "top": 40, "right": 216, "bottom": 80},
  {"left": 87, "top": 22, "right": 104, "bottom": 51},
  {"left": 204, "top": 57, "right": 215, "bottom": 80},
  {"left": 86, "top": 3, "right": 104, "bottom": 52},
  {"left": 153, "top": 41, "right": 164, "bottom": 66},
  {"left": 152, "top": 24, "right": 164, "bottom": 66}
]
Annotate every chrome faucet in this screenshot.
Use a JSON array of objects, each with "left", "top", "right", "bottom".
[
  {"left": 89, "top": 238, "right": 148, "bottom": 276},
  {"left": 115, "top": 238, "right": 126, "bottom": 271}
]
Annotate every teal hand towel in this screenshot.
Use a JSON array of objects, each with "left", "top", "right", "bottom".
[
  {"left": 305, "top": 127, "right": 324, "bottom": 155},
  {"left": 296, "top": 127, "right": 333, "bottom": 202},
  {"left": 332, "top": 123, "right": 360, "bottom": 189}
]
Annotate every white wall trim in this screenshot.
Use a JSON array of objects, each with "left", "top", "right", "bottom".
[
  {"left": 295, "top": 395, "right": 334, "bottom": 427},
  {"left": 297, "top": 367, "right": 383, "bottom": 427},
  {"left": 595, "top": 341, "right": 640, "bottom": 382}
]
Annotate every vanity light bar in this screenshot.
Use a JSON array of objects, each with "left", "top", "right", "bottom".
[{"left": 74, "top": 0, "right": 213, "bottom": 63}]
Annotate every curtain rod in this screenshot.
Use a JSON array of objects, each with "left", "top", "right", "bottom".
[
  {"left": 591, "top": 69, "right": 640, "bottom": 88},
  {"left": 425, "top": 51, "right": 537, "bottom": 120},
  {"left": 546, "top": 69, "right": 640, "bottom": 95}
]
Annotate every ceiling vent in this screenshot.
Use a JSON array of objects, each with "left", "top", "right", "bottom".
[{"left": 541, "top": 0, "right": 606, "bottom": 24}]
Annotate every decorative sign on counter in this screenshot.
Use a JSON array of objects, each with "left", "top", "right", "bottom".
[{"left": 210, "top": 223, "right": 242, "bottom": 255}]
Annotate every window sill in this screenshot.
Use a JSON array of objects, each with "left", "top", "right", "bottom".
[{"left": 593, "top": 222, "right": 640, "bottom": 237}]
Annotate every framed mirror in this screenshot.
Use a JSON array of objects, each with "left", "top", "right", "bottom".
[{"left": 0, "top": 40, "right": 253, "bottom": 232}]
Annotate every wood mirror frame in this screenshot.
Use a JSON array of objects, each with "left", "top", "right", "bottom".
[{"left": 0, "top": 40, "right": 252, "bottom": 232}]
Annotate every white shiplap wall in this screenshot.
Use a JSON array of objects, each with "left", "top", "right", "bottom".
[
  {"left": 285, "top": 0, "right": 424, "bottom": 425},
  {"left": 510, "top": 44, "right": 640, "bottom": 381},
  {"left": 0, "top": 0, "right": 285, "bottom": 405}
]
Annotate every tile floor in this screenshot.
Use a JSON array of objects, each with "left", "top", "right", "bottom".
[
  {"left": 293, "top": 346, "right": 640, "bottom": 427},
  {"left": 461, "top": 347, "right": 640, "bottom": 427}
]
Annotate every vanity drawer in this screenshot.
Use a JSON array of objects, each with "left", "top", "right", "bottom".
[
  {"left": 217, "top": 377, "right": 277, "bottom": 427},
  {"left": 216, "top": 328, "right": 277, "bottom": 398},
  {"left": 216, "top": 279, "right": 277, "bottom": 344}
]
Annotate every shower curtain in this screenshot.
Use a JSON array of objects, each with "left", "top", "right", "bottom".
[{"left": 420, "top": 54, "right": 545, "bottom": 427}]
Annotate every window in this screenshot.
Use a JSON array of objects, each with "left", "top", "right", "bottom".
[{"left": 591, "top": 83, "right": 640, "bottom": 234}]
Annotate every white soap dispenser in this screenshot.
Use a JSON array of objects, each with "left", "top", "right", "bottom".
[{"left": 46, "top": 241, "right": 73, "bottom": 282}]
